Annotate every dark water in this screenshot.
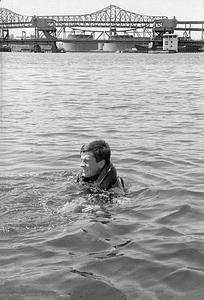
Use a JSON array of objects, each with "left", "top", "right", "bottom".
[{"left": 0, "top": 52, "right": 204, "bottom": 299}]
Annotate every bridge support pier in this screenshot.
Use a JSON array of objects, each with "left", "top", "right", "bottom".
[
  {"left": 63, "top": 40, "right": 98, "bottom": 52},
  {"left": 103, "top": 41, "right": 136, "bottom": 52},
  {"left": 0, "top": 28, "right": 9, "bottom": 39}
]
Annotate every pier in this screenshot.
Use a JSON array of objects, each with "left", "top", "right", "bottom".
[{"left": 1, "top": 5, "right": 204, "bottom": 52}]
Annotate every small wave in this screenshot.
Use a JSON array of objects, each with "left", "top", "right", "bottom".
[
  {"left": 156, "top": 204, "right": 204, "bottom": 225},
  {"left": 69, "top": 277, "right": 127, "bottom": 300},
  {"left": 155, "top": 226, "right": 184, "bottom": 237},
  {"left": 163, "top": 267, "right": 204, "bottom": 291},
  {"left": 153, "top": 241, "right": 204, "bottom": 267},
  {"left": 46, "top": 229, "right": 111, "bottom": 253}
]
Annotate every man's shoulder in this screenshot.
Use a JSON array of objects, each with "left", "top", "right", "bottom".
[{"left": 109, "top": 176, "right": 125, "bottom": 194}]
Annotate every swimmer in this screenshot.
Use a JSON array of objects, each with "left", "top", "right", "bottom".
[{"left": 77, "top": 140, "right": 125, "bottom": 193}]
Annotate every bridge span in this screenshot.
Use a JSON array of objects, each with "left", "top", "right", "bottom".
[{"left": 1, "top": 5, "right": 204, "bottom": 52}]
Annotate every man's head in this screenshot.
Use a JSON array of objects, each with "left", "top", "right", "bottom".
[{"left": 80, "top": 140, "right": 111, "bottom": 178}]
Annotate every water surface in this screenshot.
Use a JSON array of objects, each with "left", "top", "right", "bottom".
[{"left": 0, "top": 52, "right": 204, "bottom": 299}]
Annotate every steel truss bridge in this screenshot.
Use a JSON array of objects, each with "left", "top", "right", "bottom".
[{"left": 1, "top": 5, "right": 204, "bottom": 41}]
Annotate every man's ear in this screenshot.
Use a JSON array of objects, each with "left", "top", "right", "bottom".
[{"left": 98, "top": 159, "right": 105, "bottom": 169}]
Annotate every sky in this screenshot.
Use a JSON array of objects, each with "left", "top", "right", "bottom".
[{"left": 1, "top": 0, "right": 204, "bottom": 21}]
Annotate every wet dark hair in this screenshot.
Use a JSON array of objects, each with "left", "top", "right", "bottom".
[{"left": 80, "top": 140, "right": 111, "bottom": 165}]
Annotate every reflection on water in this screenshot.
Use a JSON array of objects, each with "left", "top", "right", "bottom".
[{"left": 0, "top": 52, "right": 204, "bottom": 299}]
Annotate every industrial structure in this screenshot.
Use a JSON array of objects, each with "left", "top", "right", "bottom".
[{"left": 0, "top": 5, "right": 204, "bottom": 52}]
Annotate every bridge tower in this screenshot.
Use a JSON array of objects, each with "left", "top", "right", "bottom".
[
  {"left": 153, "top": 17, "right": 178, "bottom": 37},
  {"left": 31, "top": 16, "right": 56, "bottom": 39},
  {"left": 31, "top": 16, "right": 58, "bottom": 52}
]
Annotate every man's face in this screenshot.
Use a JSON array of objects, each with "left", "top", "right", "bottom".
[{"left": 80, "top": 152, "right": 104, "bottom": 178}]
